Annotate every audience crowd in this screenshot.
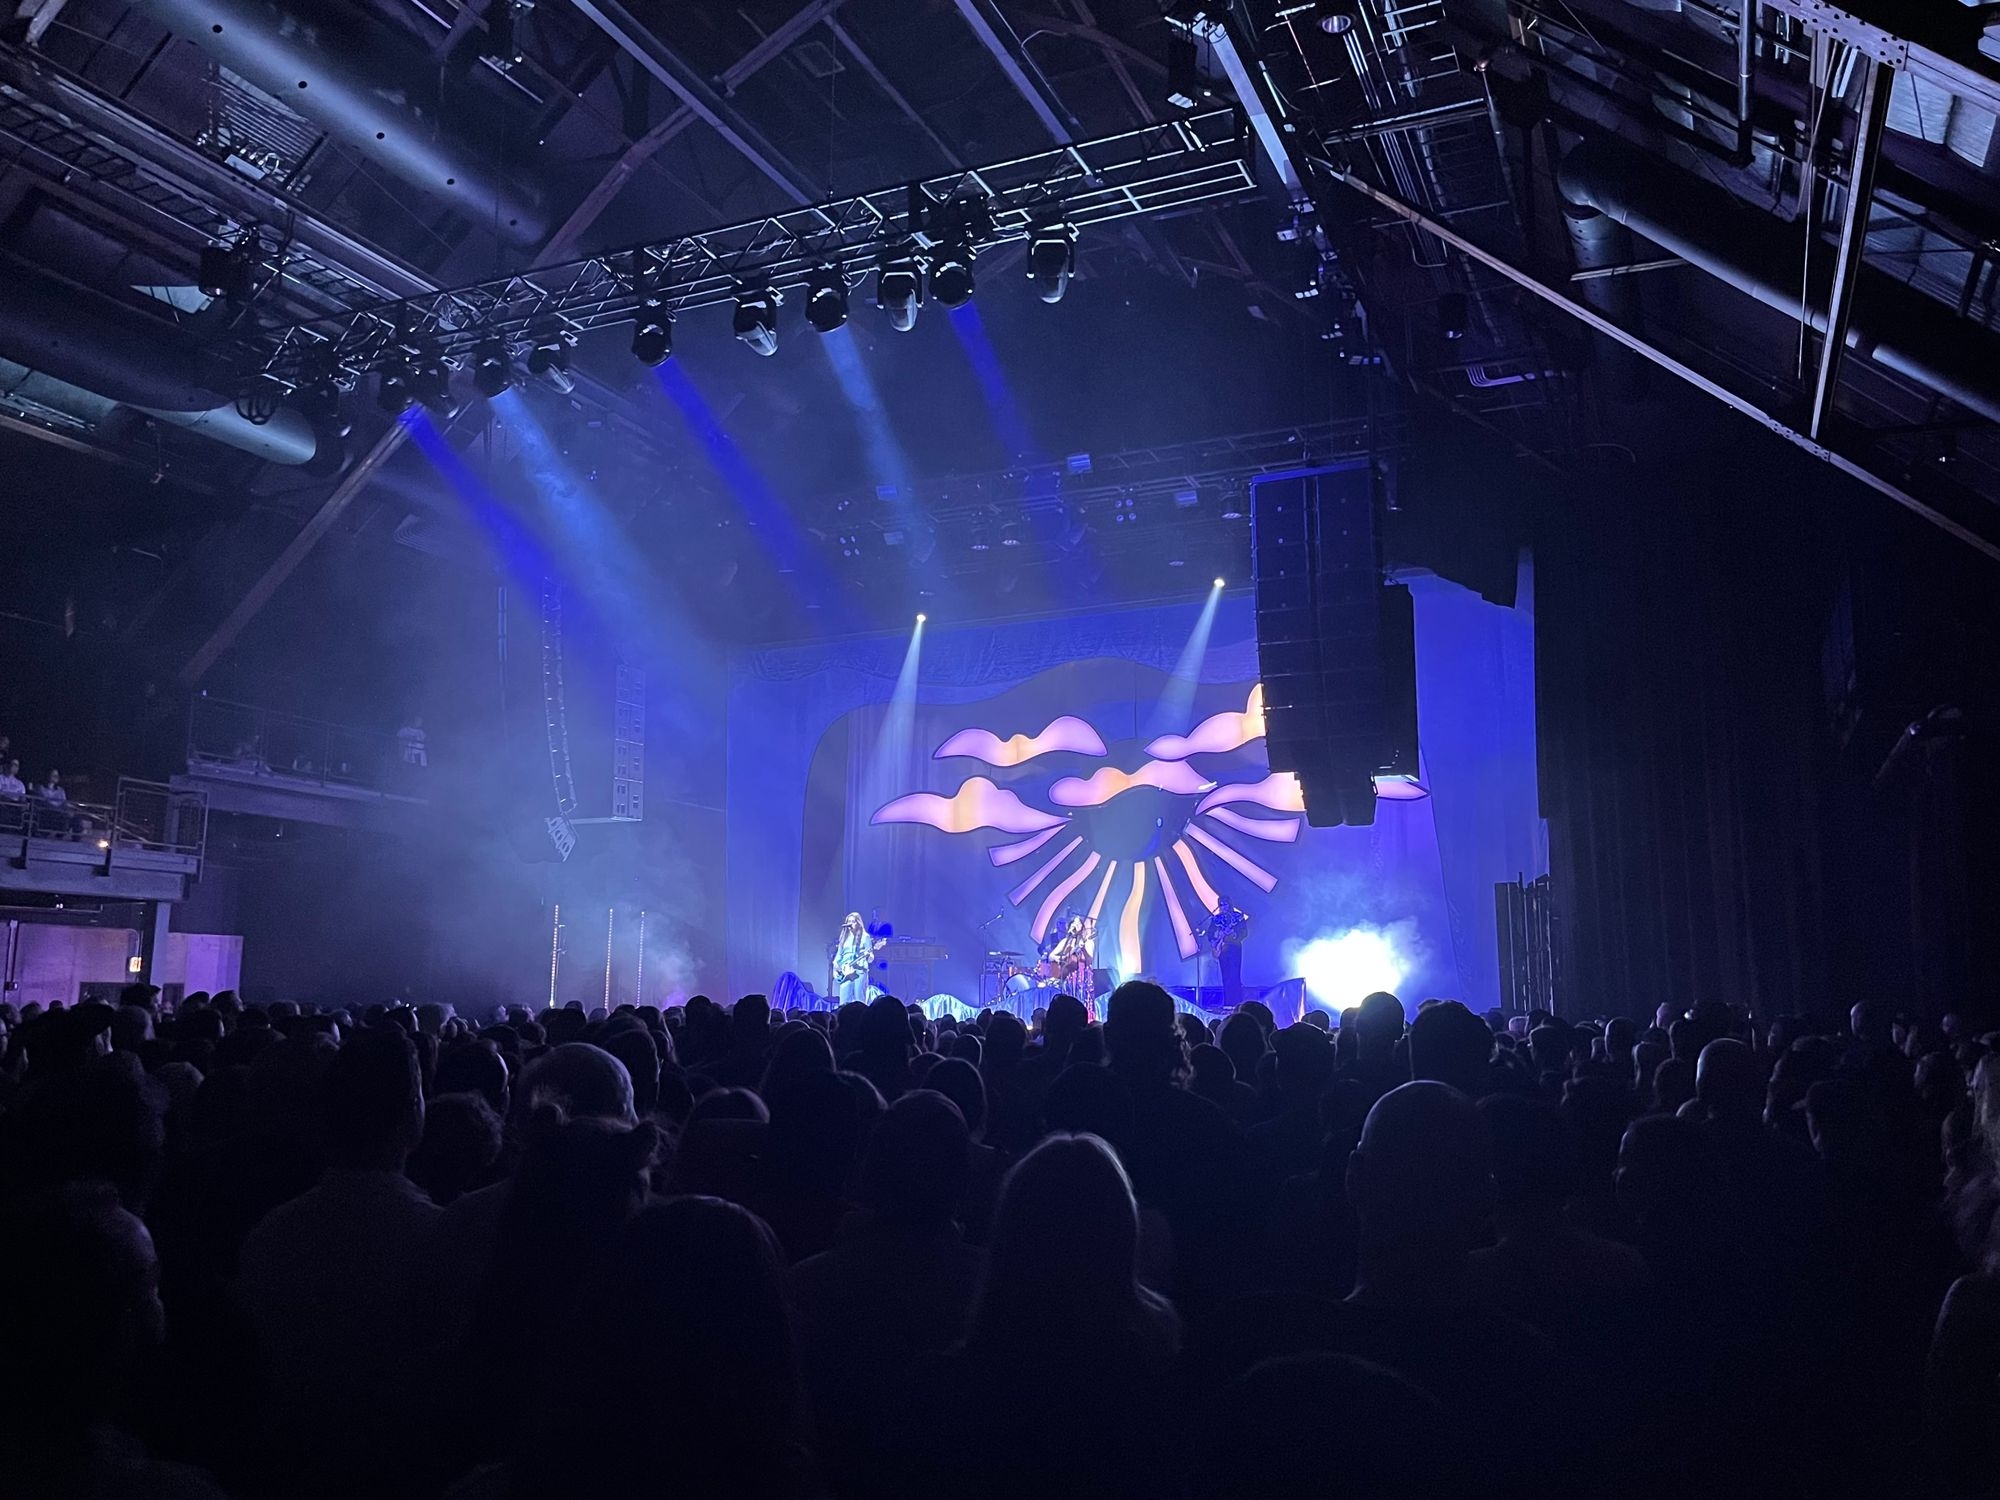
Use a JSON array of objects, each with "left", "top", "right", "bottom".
[{"left": 2, "top": 977, "right": 1998, "bottom": 1498}]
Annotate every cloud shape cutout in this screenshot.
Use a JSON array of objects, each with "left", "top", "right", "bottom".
[
  {"left": 1050, "top": 760, "right": 1216, "bottom": 808},
  {"left": 935, "top": 716, "right": 1108, "bottom": 766},
  {"left": 1197, "top": 771, "right": 1307, "bottom": 816},
  {"left": 873, "top": 777, "right": 1067, "bottom": 834},
  {"left": 1144, "top": 684, "right": 1266, "bottom": 760}
]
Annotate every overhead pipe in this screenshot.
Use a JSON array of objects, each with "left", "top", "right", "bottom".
[
  {"left": 1560, "top": 203, "right": 1649, "bottom": 400},
  {"left": 1558, "top": 135, "right": 2000, "bottom": 427},
  {"left": 124, "top": 0, "right": 545, "bottom": 243},
  {"left": 0, "top": 267, "right": 321, "bottom": 466}
]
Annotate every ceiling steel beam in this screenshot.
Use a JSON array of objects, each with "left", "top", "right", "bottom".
[
  {"left": 543, "top": 0, "right": 845, "bottom": 259},
  {"left": 567, "top": 0, "right": 820, "bottom": 205},
  {"left": 178, "top": 422, "right": 410, "bottom": 687},
  {"left": 1323, "top": 162, "right": 2000, "bottom": 565},
  {"left": 955, "top": 0, "right": 1082, "bottom": 144},
  {"left": 1809, "top": 57, "right": 1891, "bottom": 442},
  {"left": 828, "top": 17, "right": 965, "bottom": 168}
]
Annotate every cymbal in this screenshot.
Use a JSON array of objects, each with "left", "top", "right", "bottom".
[{"left": 986, "top": 949, "right": 1023, "bottom": 958}]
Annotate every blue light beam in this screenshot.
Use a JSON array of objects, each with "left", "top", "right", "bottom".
[
  {"left": 400, "top": 408, "right": 550, "bottom": 588},
  {"left": 948, "top": 303, "right": 1034, "bottom": 461},
  {"left": 1150, "top": 580, "right": 1224, "bottom": 735}
]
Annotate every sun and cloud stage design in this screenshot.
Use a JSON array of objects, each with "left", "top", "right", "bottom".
[{"left": 724, "top": 584, "right": 1544, "bottom": 1017}]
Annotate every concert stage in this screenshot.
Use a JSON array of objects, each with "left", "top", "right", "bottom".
[{"left": 724, "top": 578, "right": 1543, "bottom": 1020}]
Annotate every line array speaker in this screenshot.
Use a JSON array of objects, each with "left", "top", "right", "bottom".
[{"left": 1250, "top": 463, "right": 1417, "bottom": 827}]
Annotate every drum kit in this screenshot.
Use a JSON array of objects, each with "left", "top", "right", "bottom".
[{"left": 979, "top": 949, "right": 1060, "bottom": 1012}]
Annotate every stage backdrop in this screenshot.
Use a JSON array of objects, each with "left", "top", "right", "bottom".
[{"left": 725, "top": 571, "right": 1543, "bottom": 1015}]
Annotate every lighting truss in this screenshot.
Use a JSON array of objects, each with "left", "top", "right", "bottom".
[{"left": 240, "top": 110, "right": 1256, "bottom": 387}]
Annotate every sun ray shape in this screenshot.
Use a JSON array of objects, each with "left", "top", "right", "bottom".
[
  {"left": 1087, "top": 860, "right": 1120, "bottom": 923},
  {"left": 1171, "top": 839, "right": 1222, "bottom": 913},
  {"left": 1154, "top": 856, "right": 1199, "bottom": 960},
  {"left": 1203, "top": 806, "right": 1302, "bottom": 843},
  {"left": 988, "top": 824, "right": 1064, "bottom": 867},
  {"left": 1033, "top": 852, "right": 1103, "bottom": 944},
  {"left": 1118, "top": 861, "right": 1147, "bottom": 978},
  {"left": 1185, "top": 822, "right": 1278, "bottom": 893},
  {"left": 1009, "top": 834, "right": 1084, "bottom": 906}
]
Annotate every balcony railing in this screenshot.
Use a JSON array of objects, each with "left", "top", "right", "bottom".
[
  {"left": 0, "top": 777, "right": 206, "bottom": 867},
  {"left": 187, "top": 696, "right": 427, "bottom": 799}
]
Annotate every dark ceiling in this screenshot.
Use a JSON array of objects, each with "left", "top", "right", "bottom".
[{"left": 2, "top": 0, "right": 1998, "bottom": 687}]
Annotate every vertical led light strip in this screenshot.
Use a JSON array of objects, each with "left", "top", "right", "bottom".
[
  {"left": 548, "top": 903, "right": 562, "bottom": 1009},
  {"left": 634, "top": 909, "right": 647, "bottom": 1006},
  {"left": 603, "top": 907, "right": 615, "bottom": 1011}
]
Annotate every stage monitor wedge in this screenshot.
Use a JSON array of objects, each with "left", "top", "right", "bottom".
[{"left": 1250, "top": 463, "right": 1418, "bottom": 828}]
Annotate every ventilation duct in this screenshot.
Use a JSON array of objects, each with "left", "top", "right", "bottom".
[
  {"left": 0, "top": 266, "right": 321, "bottom": 466},
  {"left": 125, "top": 0, "right": 545, "bottom": 244},
  {"left": 1558, "top": 136, "right": 2000, "bottom": 427}
]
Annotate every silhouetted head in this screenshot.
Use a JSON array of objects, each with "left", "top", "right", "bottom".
[
  {"left": 1616, "top": 1112, "right": 1713, "bottom": 1236},
  {"left": 761, "top": 1024, "right": 836, "bottom": 1100},
  {"left": 408, "top": 1090, "right": 503, "bottom": 1205},
  {"left": 435, "top": 1039, "right": 509, "bottom": 1115},
  {"left": 603, "top": 1028, "right": 662, "bottom": 1116},
  {"left": 1045, "top": 993, "right": 1088, "bottom": 1048},
  {"left": 1104, "top": 980, "right": 1184, "bottom": 1083},
  {"left": 1695, "top": 1038, "right": 1762, "bottom": 1128},
  {"left": 1217, "top": 1012, "right": 1266, "bottom": 1081},
  {"left": 515, "top": 1042, "right": 635, "bottom": 1134},
  {"left": 1272, "top": 1024, "right": 1336, "bottom": 1104},
  {"left": 970, "top": 1133, "right": 1146, "bottom": 1353},
  {"left": 1043, "top": 1061, "right": 1135, "bottom": 1150},
  {"left": 0, "top": 1182, "right": 165, "bottom": 1428},
  {"left": 858, "top": 1089, "right": 970, "bottom": 1231},
  {"left": 1346, "top": 1081, "right": 1493, "bottom": 1255},
  {"left": 1850, "top": 998, "right": 1894, "bottom": 1047},
  {"left": 1188, "top": 1044, "right": 1236, "bottom": 1091},
  {"left": 767, "top": 1069, "right": 879, "bottom": 1195},
  {"left": 1528, "top": 1022, "right": 1575, "bottom": 1075},
  {"left": 1652, "top": 1055, "right": 1696, "bottom": 1114},
  {"left": 525, "top": 1196, "right": 810, "bottom": 1496},
  {"left": 1353, "top": 992, "right": 1406, "bottom": 1061},
  {"left": 733, "top": 993, "right": 772, "bottom": 1045},
  {"left": 925, "top": 1056, "right": 987, "bottom": 1140},
  {"left": 984, "top": 1010, "right": 1028, "bottom": 1068},
  {"left": 1408, "top": 1000, "right": 1493, "bottom": 1097},
  {"left": 323, "top": 1028, "right": 424, "bottom": 1169}
]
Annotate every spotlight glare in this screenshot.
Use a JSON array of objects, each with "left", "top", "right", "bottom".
[
  {"left": 805, "top": 265, "right": 850, "bottom": 334},
  {"left": 916, "top": 612, "right": 927, "bottom": 624},
  {"left": 733, "top": 286, "right": 782, "bottom": 357},
  {"left": 1213, "top": 577, "right": 1225, "bottom": 588}
]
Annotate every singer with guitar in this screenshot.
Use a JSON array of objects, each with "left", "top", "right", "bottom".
[{"left": 831, "top": 911, "right": 886, "bottom": 1006}]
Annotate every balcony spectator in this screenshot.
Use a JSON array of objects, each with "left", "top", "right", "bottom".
[
  {"left": 0, "top": 759, "right": 24, "bottom": 801},
  {"left": 398, "top": 716, "right": 428, "bottom": 769},
  {"left": 33, "top": 769, "right": 77, "bottom": 837}
]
